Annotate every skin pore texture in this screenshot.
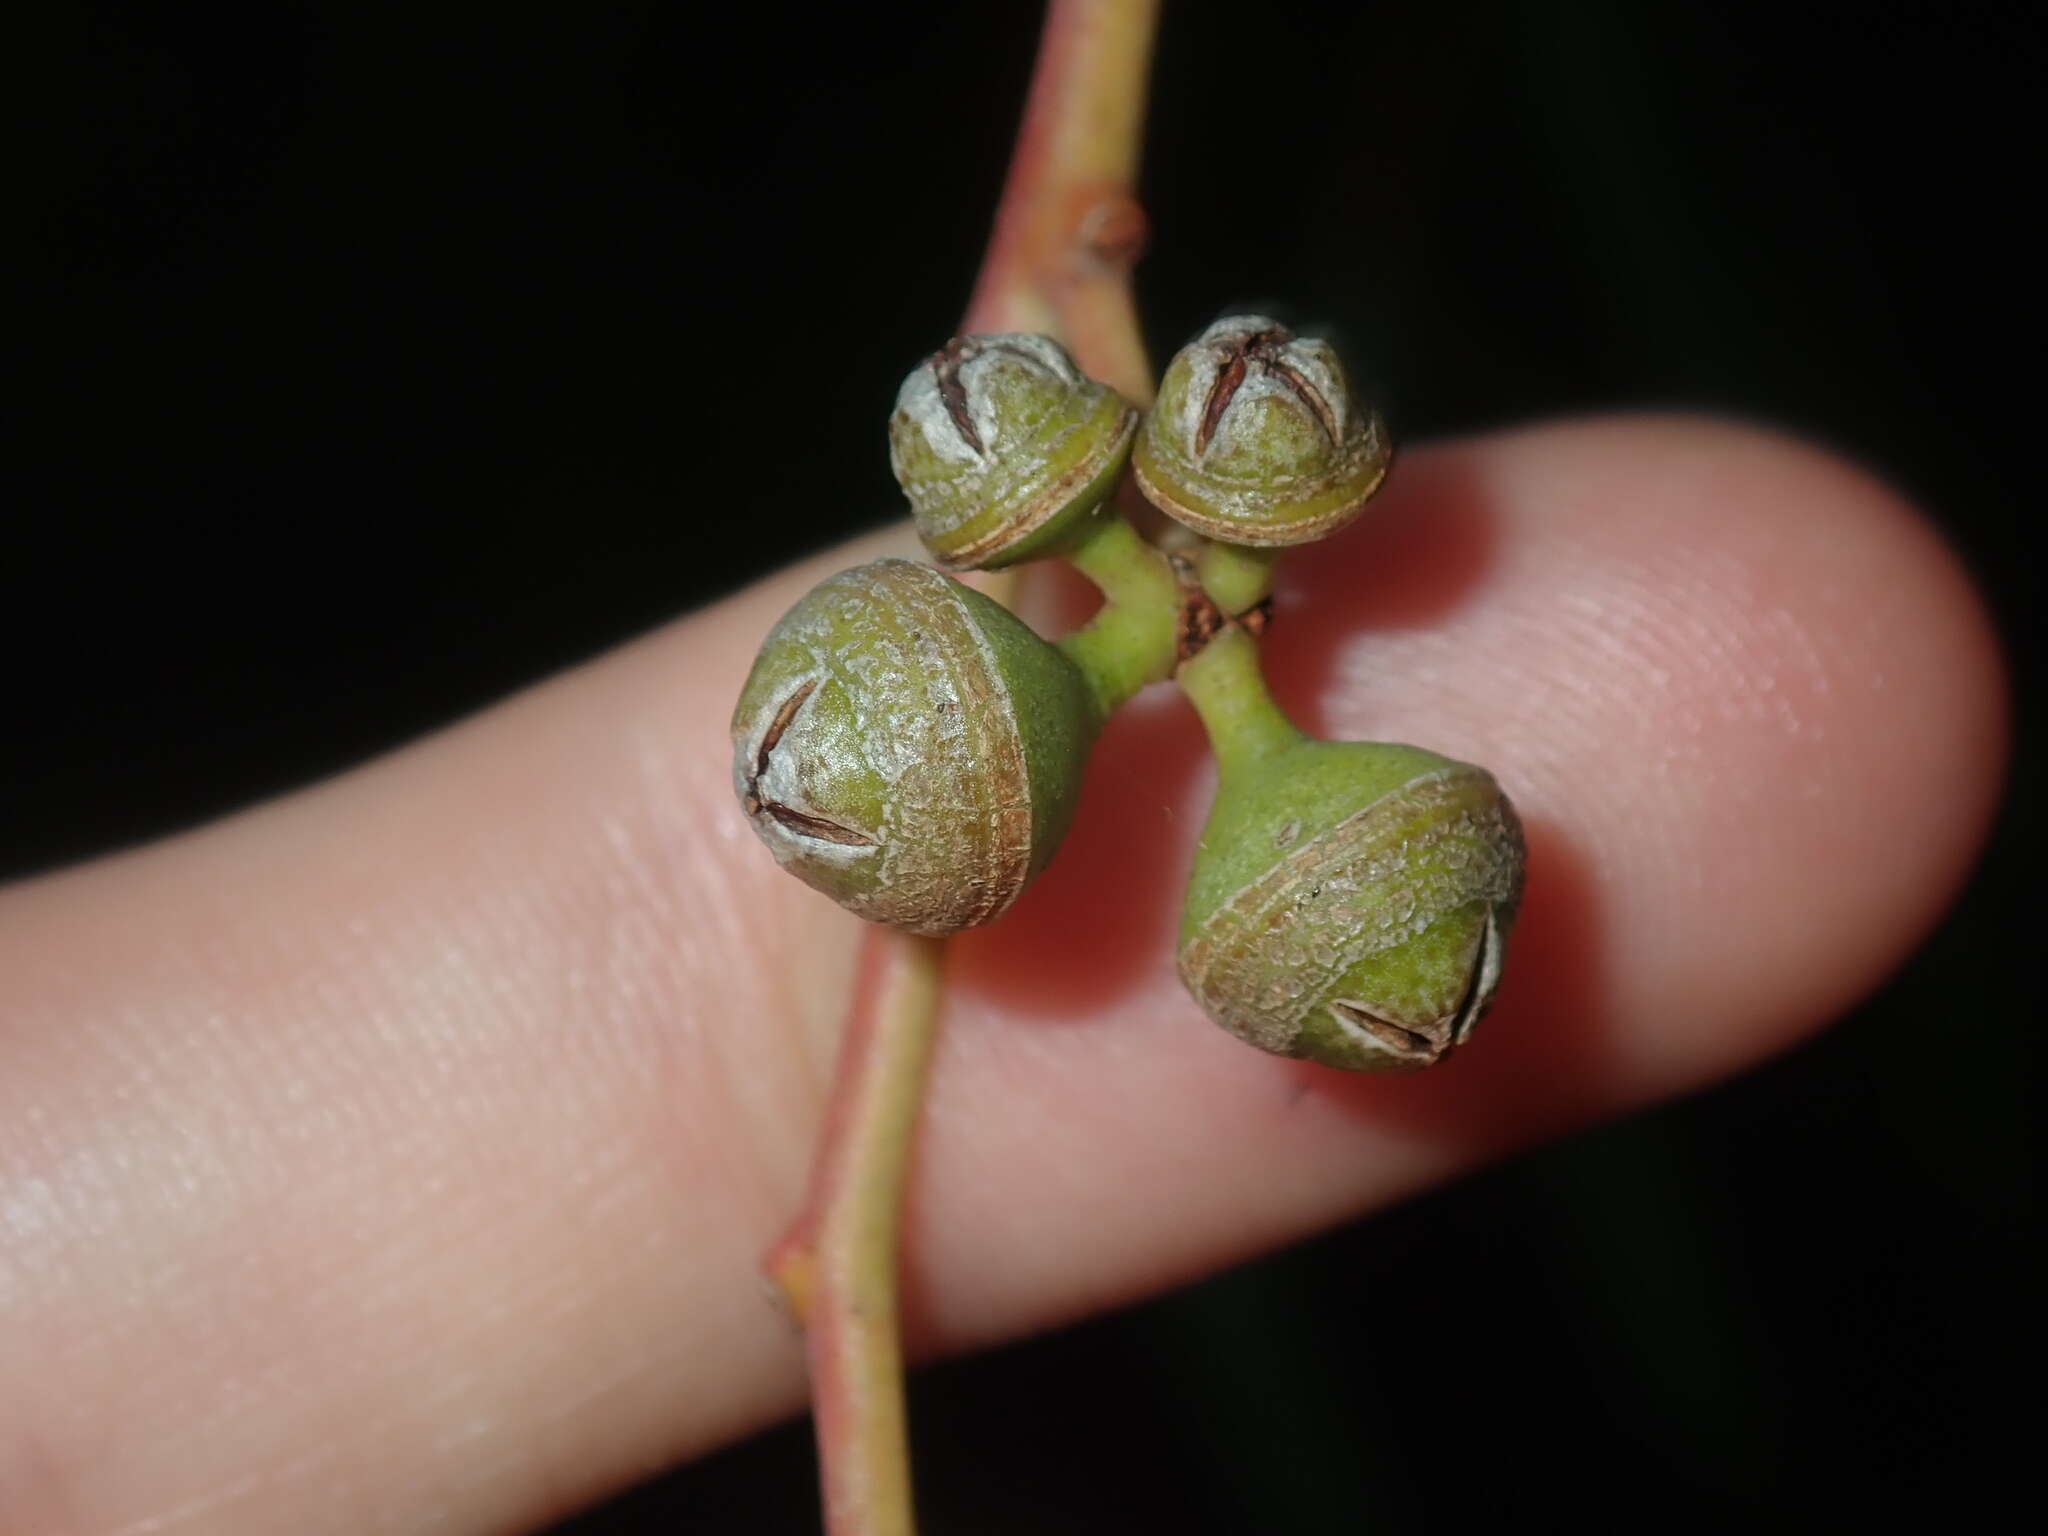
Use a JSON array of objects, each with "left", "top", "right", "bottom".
[{"left": 0, "top": 418, "right": 2006, "bottom": 1534}]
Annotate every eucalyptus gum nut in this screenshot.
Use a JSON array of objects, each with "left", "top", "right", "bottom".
[
  {"left": 732, "top": 558, "right": 1097, "bottom": 935},
  {"left": 1178, "top": 740, "right": 1525, "bottom": 1071},
  {"left": 888, "top": 333, "right": 1139, "bottom": 570},
  {"left": 1132, "top": 314, "right": 1391, "bottom": 548}
]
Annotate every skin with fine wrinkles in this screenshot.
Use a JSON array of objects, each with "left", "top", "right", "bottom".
[{"left": 0, "top": 420, "right": 2004, "bottom": 1536}]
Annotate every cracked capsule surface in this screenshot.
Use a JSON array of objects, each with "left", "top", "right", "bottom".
[
  {"left": 888, "top": 333, "right": 1137, "bottom": 570},
  {"left": 1134, "top": 314, "right": 1390, "bottom": 548},
  {"left": 732, "top": 558, "right": 1096, "bottom": 934},
  {"left": 1179, "top": 739, "right": 1525, "bottom": 1071}
]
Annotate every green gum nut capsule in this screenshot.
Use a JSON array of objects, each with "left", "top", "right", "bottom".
[
  {"left": 1133, "top": 314, "right": 1391, "bottom": 547},
  {"left": 731, "top": 557, "right": 1097, "bottom": 936},
  {"left": 888, "top": 333, "right": 1138, "bottom": 570},
  {"left": 1179, "top": 739, "right": 1526, "bottom": 1071}
]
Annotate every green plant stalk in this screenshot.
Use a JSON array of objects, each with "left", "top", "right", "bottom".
[
  {"left": 1195, "top": 540, "right": 1278, "bottom": 618},
  {"left": 1058, "top": 511, "right": 1182, "bottom": 721},
  {"left": 1175, "top": 622, "right": 1307, "bottom": 782}
]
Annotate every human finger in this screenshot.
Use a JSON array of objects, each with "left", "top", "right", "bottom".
[{"left": 0, "top": 416, "right": 2002, "bottom": 1534}]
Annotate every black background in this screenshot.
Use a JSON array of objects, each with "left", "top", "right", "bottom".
[{"left": 8, "top": 2, "right": 2038, "bottom": 1532}]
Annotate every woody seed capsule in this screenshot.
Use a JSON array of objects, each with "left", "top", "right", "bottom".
[
  {"left": 1180, "top": 739, "right": 1525, "bottom": 1071},
  {"left": 888, "top": 333, "right": 1138, "bottom": 570},
  {"left": 1134, "top": 314, "right": 1390, "bottom": 548},
  {"left": 732, "top": 558, "right": 1096, "bottom": 935}
]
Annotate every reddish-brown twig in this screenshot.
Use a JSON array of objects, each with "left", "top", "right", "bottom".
[{"left": 763, "top": 5, "right": 1160, "bottom": 1531}]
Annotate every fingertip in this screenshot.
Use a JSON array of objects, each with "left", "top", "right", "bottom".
[
  {"left": 1320, "top": 413, "right": 2009, "bottom": 1083},
  {"left": 1628, "top": 414, "right": 2008, "bottom": 1065}
]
